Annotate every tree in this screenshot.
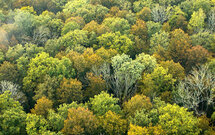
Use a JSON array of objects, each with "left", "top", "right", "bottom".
[
  {"left": 66, "top": 48, "right": 104, "bottom": 75},
  {"left": 62, "top": 107, "right": 99, "bottom": 135},
  {"left": 123, "top": 95, "right": 152, "bottom": 117},
  {"left": 159, "top": 60, "right": 185, "bottom": 81},
  {"left": 34, "top": 75, "right": 60, "bottom": 106},
  {"left": 99, "top": 111, "right": 127, "bottom": 135},
  {"left": 129, "top": 108, "right": 159, "bottom": 127},
  {"left": 23, "top": 52, "right": 75, "bottom": 108},
  {"left": 140, "top": 66, "right": 176, "bottom": 100},
  {"left": 158, "top": 104, "right": 200, "bottom": 134},
  {"left": 97, "top": 32, "right": 133, "bottom": 54},
  {"left": 57, "top": 78, "right": 83, "bottom": 104},
  {"left": 14, "top": 9, "right": 36, "bottom": 39},
  {"left": 47, "top": 19, "right": 63, "bottom": 38},
  {"left": 57, "top": 102, "right": 86, "bottom": 119},
  {"left": 26, "top": 113, "right": 58, "bottom": 135},
  {"left": 84, "top": 72, "right": 106, "bottom": 100},
  {"left": 133, "top": 0, "right": 155, "bottom": 12},
  {"left": 0, "top": 91, "right": 26, "bottom": 135},
  {"left": 136, "top": 7, "right": 151, "bottom": 21},
  {"left": 146, "top": 21, "right": 162, "bottom": 38},
  {"left": 208, "top": 8, "right": 215, "bottom": 32},
  {"left": 90, "top": 0, "right": 121, "bottom": 9},
  {"left": 151, "top": 4, "right": 168, "bottom": 24},
  {"left": 110, "top": 54, "right": 145, "bottom": 102},
  {"left": 188, "top": 8, "right": 206, "bottom": 33},
  {"left": 58, "top": 30, "right": 89, "bottom": 49},
  {"left": 135, "top": 52, "right": 157, "bottom": 73},
  {"left": 167, "top": 29, "right": 192, "bottom": 67},
  {"left": 168, "top": 8, "right": 188, "bottom": 31},
  {"left": 186, "top": 45, "right": 210, "bottom": 71},
  {"left": 47, "top": 110, "right": 65, "bottom": 132},
  {"left": 130, "top": 19, "right": 148, "bottom": 41},
  {"left": 32, "top": 26, "right": 50, "bottom": 46},
  {"left": 23, "top": 52, "right": 75, "bottom": 93},
  {"left": 149, "top": 31, "right": 170, "bottom": 54},
  {"left": 191, "top": 31, "right": 215, "bottom": 53},
  {"left": 208, "top": 58, "right": 215, "bottom": 73},
  {"left": 128, "top": 124, "right": 150, "bottom": 135},
  {"left": 6, "top": 44, "right": 25, "bottom": 62},
  {"left": 61, "top": 21, "right": 81, "bottom": 35},
  {"left": 102, "top": 17, "right": 130, "bottom": 34},
  {"left": 31, "top": 96, "right": 53, "bottom": 117},
  {"left": 44, "top": 39, "right": 61, "bottom": 57},
  {"left": 174, "top": 65, "right": 215, "bottom": 116},
  {"left": 0, "top": 81, "right": 26, "bottom": 104},
  {"left": 0, "top": 61, "right": 18, "bottom": 83},
  {"left": 89, "top": 91, "right": 121, "bottom": 116},
  {"left": 74, "top": 4, "right": 109, "bottom": 23}
]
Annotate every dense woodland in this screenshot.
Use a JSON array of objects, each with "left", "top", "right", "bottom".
[{"left": 0, "top": 0, "right": 215, "bottom": 134}]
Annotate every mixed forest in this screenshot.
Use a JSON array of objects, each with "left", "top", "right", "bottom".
[{"left": 0, "top": 0, "right": 215, "bottom": 134}]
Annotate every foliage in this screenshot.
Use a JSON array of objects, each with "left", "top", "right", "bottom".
[
  {"left": 0, "top": 61, "right": 18, "bottom": 83},
  {"left": 0, "top": 91, "right": 26, "bottom": 135},
  {"left": 89, "top": 91, "right": 121, "bottom": 116},
  {"left": 62, "top": 107, "right": 99, "bottom": 135},
  {"left": 57, "top": 78, "right": 83, "bottom": 104},
  {"left": 123, "top": 94, "right": 152, "bottom": 117},
  {"left": 110, "top": 54, "right": 145, "bottom": 102},
  {"left": 140, "top": 66, "right": 176, "bottom": 99},
  {"left": 102, "top": 17, "right": 130, "bottom": 34},
  {"left": 149, "top": 31, "right": 170, "bottom": 54},
  {"left": 97, "top": 32, "right": 133, "bottom": 54},
  {"left": 158, "top": 103, "right": 201, "bottom": 134},
  {"left": 23, "top": 52, "right": 75, "bottom": 94},
  {"left": 188, "top": 8, "right": 206, "bottom": 33},
  {"left": 174, "top": 65, "right": 215, "bottom": 116},
  {"left": 99, "top": 111, "right": 127, "bottom": 135},
  {"left": 31, "top": 96, "right": 53, "bottom": 117}
]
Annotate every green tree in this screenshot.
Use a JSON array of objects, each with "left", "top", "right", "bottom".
[
  {"left": 191, "top": 31, "right": 215, "bottom": 53},
  {"left": 0, "top": 91, "right": 26, "bottom": 135},
  {"left": 158, "top": 104, "right": 200, "bottom": 134},
  {"left": 14, "top": 9, "right": 36, "bottom": 38},
  {"left": 129, "top": 108, "right": 159, "bottom": 127},
  {"left": 34, "top": 75, "right": 60, "bottom": 106},
  {"left": 136, "top": 7, "right": 151, "bottom": 21},
  {"left": 97, "top": 32, "right": 133, "bottom": 54},
  {"left": 146, "top": 21, "right": 162, "bottom": 38},
  {"left": 110, "top": 54, "right": 145, "bottom": 102},
  {"left": 89, "top": 91, "right": 121, "bottom": 116},
  {"left": 151, "top": 4, "right": 168, "bottom": 24},
  {"left": 188, "top": 8, "right": 206, "bottom": 33},
  {"left": 159, "top": 60, "right": 185, "bottom": 81},
  {"left": 61, "top": 21, "right": 80, "bottom": 35},
  {"left": 102, "top": 17, "right": 130, "bottom": 34},
  {"left": 99, "top": 111, "right": 127, "bottom": 135},
  {"left": 6, "top": 44, "right": 25, "bottom": 62},
  {"left": 58, "top": 30, "right": 89, "bottom": 49},
  {"left": 23, "top": 52, "right": 75, "bottom": 107},
  {"left": 123, "top": 95, "right": 152, "bottom": 117},
  {"left": 149, "top": 31, "right": 170, "bottom": 54},
  {"left": 140, "top": 66, "right": 176, "bottom": 100},
  {"left": 0, "top": 61, "right": 18, "bottom": 83}
]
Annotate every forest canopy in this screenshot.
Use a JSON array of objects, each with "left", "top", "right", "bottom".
[{"left": 0, "top": 0, "right": 215, "bottom": 134}]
